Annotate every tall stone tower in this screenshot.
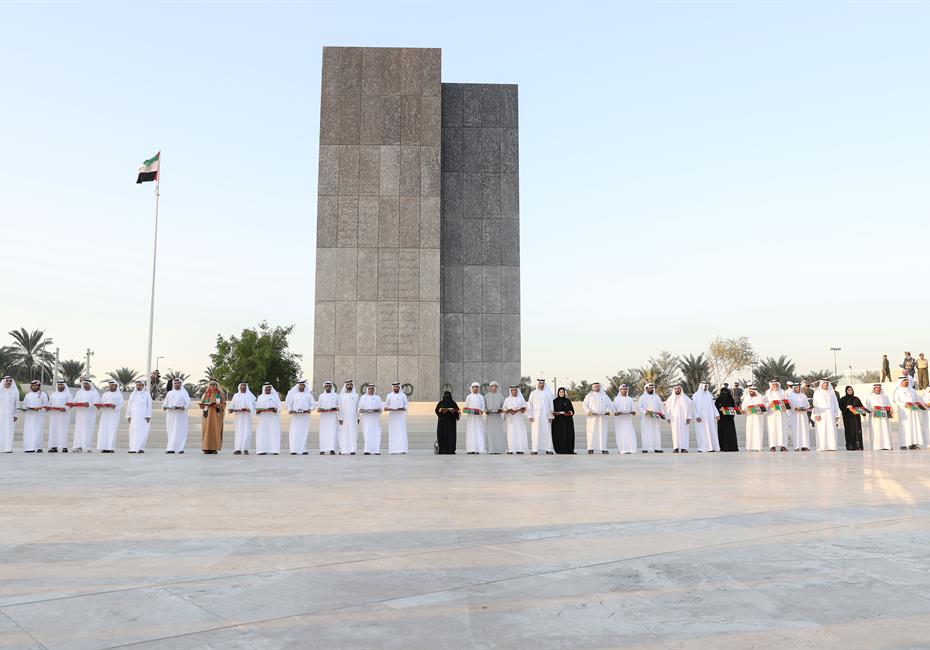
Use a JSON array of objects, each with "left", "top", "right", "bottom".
[{"left": 313, "top": 47, "right": 519, "bottom": 400}]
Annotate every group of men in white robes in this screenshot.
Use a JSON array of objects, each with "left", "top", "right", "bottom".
[
  {"left": 242, "top": 379, "right": 409, "bottom": 456},
  {"left": 580, "top": 381, "right": 720, "bottom": 454},
  {"left": 458, "top": 379, "right": 554, "bottom": 455}
]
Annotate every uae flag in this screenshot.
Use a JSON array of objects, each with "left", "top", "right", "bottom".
[{"left": 136, "top": 152, "right": 160, "bottom": 184}]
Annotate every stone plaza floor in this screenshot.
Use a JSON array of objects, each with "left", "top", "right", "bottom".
[{"left": 2, "top": 440, "right": 930, "bottom": 649}]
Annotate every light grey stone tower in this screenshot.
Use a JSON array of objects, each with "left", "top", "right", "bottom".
[{"left": 313, "top": 47, "right": 519, "bottom": 400}]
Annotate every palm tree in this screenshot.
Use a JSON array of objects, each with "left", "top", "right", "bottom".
[
  {"left": 106, "top": 367, "right": 142, "bottom": 390},
  {"left": 517, "top": 375, "right": 533, "bottom": 399},
  {"left": 753, "top": 355, "right": 797, "bottom": 389},
  {"left": 799, "top": 369, "right": 841, "bottom": 386},
  {"left": 638, "top": 351, "right": 680, "bottom": 399},
  {"left": 161, "top": 369, "right": 190, "bottom": 399},
  {"left": 184, "top": 383, "right": 203, "bottom": 398},
  {"left": 855, "top": 370, "right": 881, "bottom": 383},
  {"left": 606, "top": 369, "right": 641, "bottom": 398},
  {"left": 196, "top": 365, "right": 217, "bottom": 395},
  {"left": 60, "top": 360, "right": 86, "bottom": 386},
  {"left": 566, "top": 380, "right": 594, "bottom": 401},
  {"left": 0, "top": 345, "right": 15, "bottom": 376},
  {"left": 164, "top": 369, "right": 190, "bottom": 385},
  {"left": 679, "top": 353, "right": 712, "bottom": 394},
  {"left": 6, "top": 328, "right": 54, "bottom": 381}
]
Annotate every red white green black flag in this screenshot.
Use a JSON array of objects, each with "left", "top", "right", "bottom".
[{"left": 136, "top": 152, "right": 160, "bottom": 184}]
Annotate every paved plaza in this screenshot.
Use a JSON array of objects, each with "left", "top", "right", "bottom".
[{"left": 1, "top": 417, "right": 929, "bottom": 649}]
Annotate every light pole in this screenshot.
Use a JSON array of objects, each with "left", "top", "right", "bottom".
[
  {"left": 156, "top": 356, "right": 165, "bottom": 371},
  {"left": 830, "top": 347, "right": 842, "bottom": 376},
  {"left": 85, "top": 348, "right": 94, "bottom": 379}
]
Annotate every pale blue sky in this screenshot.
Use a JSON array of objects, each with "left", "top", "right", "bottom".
[{"left": 2, "top": 1, "right": 928, "bottom": 385}]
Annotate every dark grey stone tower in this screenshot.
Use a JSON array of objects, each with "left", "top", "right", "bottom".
[
  {"left": 439, "top": 83, "right": 520, "bottom": 399},
  {"left": 313, "top": 47, "right": 519, "bottom": 400}
]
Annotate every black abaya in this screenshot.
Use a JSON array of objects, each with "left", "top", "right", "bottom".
[
  {"left": 714, "top": 388, "right": 739, "bottom": 451},
  {"left": 839, "top": 389, "right": 864, "bottom": 450},
  {"left": 435, "top": 391, "right": 460, "bottom": 454},
  {"left": 551, "top": 390, "right": 576, "bottom": 454}
]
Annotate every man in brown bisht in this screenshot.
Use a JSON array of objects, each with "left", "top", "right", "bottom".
[{"left": 200, "top": 380, "right": 226, "bottom": 454}]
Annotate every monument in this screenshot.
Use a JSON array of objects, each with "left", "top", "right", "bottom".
[{"left": 313, "top": 47, "right": 520, "bottom": 400}]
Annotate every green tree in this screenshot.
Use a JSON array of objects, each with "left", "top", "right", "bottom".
[
  {"left": 679, "top": 353, "right": 712, "bottom": 394},
  {"left": 753, "top": 355, "right": 797, "bottom": 388},
  {"left": 59, "top": 360, "right": 86, "bottom": 386},
  {"left": 209, "top": 322, "right": 302, "bottom": 396},
  {"left": 6, "top": 328, "right": 55, "bottom": 381},
  {"left": 106, "top": 367, "right": 142, "bottom": 390},
  {"left": 707, "top": 336, "right": 756, "bottom": 388},
  {"left": 606, "top": 369, "right": 641, "bottom": 398}
]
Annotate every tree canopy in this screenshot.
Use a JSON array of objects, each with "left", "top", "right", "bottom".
[{"left": 209, "top": 322, "right": 301, "bottom": 396}]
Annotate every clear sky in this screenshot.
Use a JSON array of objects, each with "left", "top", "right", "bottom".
[{"left": 2, "top": 1, "right": 929, "bottom": 386}]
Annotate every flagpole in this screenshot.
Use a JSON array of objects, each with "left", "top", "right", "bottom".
[{"left": 145, "top": 155, "right": 160, "bottom": 398}]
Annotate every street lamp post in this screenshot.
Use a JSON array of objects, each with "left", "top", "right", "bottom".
[
  {"left": 156, "top": 356, "right": 165, "bottom": 371},
  {"left": 830, "top": 347, "right": 842, "bottom": 376}
]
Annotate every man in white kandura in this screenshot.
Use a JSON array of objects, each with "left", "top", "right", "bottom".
[
  {"left": 764, "top": 379, "right": 789, "bottom": 452},
  {"left": 127, "top": 380, "right": 153, "bottom": 454},
  {"left": 893, "top": 375, "right": 924, "bottom": 450},
  {"left": 337, "top": 380, "right": 360, "bottom": 455},
  {"left": 230, "top": 382, "right": 256, "bottom": 455},
  {"left": 22, "top": 380, "right": 48, "bottom": 453},
  {"left": 358, "top": 384, "right": 384, "bottom": 455},
  {"left": 742, "top": 385, "right": 767, "bottom": 451},
  {"left": 583, "top": 381, "right": 613, "bottom": 454},
  {"left": 787, "top": 382, "right": 812, "bottom": 451},
  {"left": 463, "top": 382, "right": 487, "bottom": 454},
  {"left": 612, "top": 384, "right": 637, "bottom": 453},
  {"left": 691, "top": 382, "right": 719, "bottom": 452},
  {"left": 921, "top": 382, "right": 930, "bottom": 449},
  {"left": 316, "top": 380, "right": 339, "bottom": 455},
  {"left": 864, "top": 383, "right": 893, "bottom": 451},
  {"left": 665, "top": 384, "right": 693, "bottom": 453},
  {"left": 163, "top": 378, "right": 191, "bottom": 454},
  {"left": 96, "top": 379, "right": 123, "bottom": 453},
  {"left": 527, "top": 378, "right": 554, "bottom": 455},
  {"left": 503, "top": 385, "right": 529, "bottom": 454},
  {"left": 285, "top": 379, "right": 316, "bottom": 455},
  {"left": 47, "top": 380, "right": 72, "bottom": 452},
  {"left": 255, "top": 382, "right": 282, "bottom": 455},
  {"left": 484, "top": 382, "right": 507, "bottom": 454},
  {"left": 638, "top": 383, "right": 664, "bottom": 453},
  {"left": 384, "top": 382, "right": 409, "bottom": 454},
  {"left": 812, "top": 380, "right": 840, "bottom": 451},
  {"left": 70, "top": 378, "right": 99, "bottom": 452},
  {"left": 0, "top": 376, "right": 19, "bottom": 453}
]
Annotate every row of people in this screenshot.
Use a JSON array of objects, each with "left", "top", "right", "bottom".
[
  {"left": 0, "top": 376, "right": 410, "bottom": 455},
  {"left": 2, "top": 374, "right": 926, "bottom": 455},
  {"left": 436, "top": 377, "right": 928, "bottom": 454}
]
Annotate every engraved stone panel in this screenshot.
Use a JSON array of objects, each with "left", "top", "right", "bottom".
[
  {"left": 398, "top": 248, "right": 419, "bottom": 301},
  {"left": 356, "top": 302, "right": 378, "bottom": 355},
  {"left": 357, "top": 195, "right": 379, "bottom": 248},
  {"left": 335, "top": 302, "right": 358, "bottom": 355}
]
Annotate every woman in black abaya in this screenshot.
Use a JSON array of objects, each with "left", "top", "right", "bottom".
[
  {"left": 435, "top": 391, "right": 460, "bottom": 454},
  {"left": 551, "top": 387, "right": 576, "bottom": 454},
  {"left": 838, "top": 385, "right": 865, "bottom": 450},
  {"left": 714, "top": 386, "right": 739, "bottom": 451}
]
